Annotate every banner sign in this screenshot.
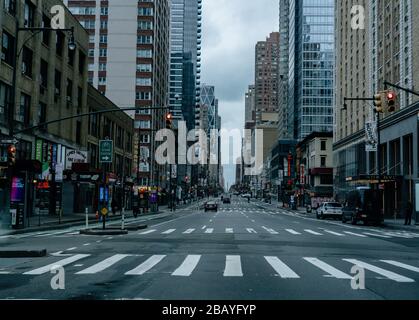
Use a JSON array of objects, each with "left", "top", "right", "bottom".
[{"left": 365, "top": 121, "right": 378, "bottom": 152}]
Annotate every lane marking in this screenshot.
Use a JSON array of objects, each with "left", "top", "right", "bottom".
[
  {"left": 285, "top": 229, "right": 301, "bottom": 235},
  {"left": 304, "top": 229, "right": 322, "bottom": 236},
  {"left": 265, "top": 256, "right": 300, "bottom": 278},
  {"left": 380, "top": 260, "right": 419, "bottom": 273},
  {"left": 363, "top": 232, "right": 391, "bottom": 238},
  {"left": 183, "top": 229, "right": 195, "bottom": 234},
  {"left": 323, "top": 230, "right": 345, "bottom": 236},
  {"left": 246, "top": 228, "right": 257, "bottom": 234},
  {"left": 225, "top": 228, "right": 233, "bottom": 233},
  {"left": 304, "top": 257, "right": 352, "bottom": 279},
  {"left": 262, "top": 226, "right": 279, "bottom": 234},
  {"left": 172, "top": 255, "right": 201, "bottom": 277},
  {"left": 125, "top": 255, "right": 166, "bottom": 275},
  {"left": 343, "top": 259, "right": 414, "bottom": 283},
  {"left": 223, "top": 255, "right": 243, "bottom": 277},
  {"left": 83, "top": 243, "right": 90, "bottom": 246},
  {"left": 344, "top": 231, "right": 368, "bottom": 238},
  {"left": 162, "top": 229, "right": 176, "bottom": 235},
  {"left": 202, "top": 226, "right": 207, "bottom": 230},
  {"left": 24, "top": 254, "right": 90, "bottom": 275},
  {"left": 66, "top": 247, "right": 77, "bottom": 251},
  {"left": 205, "top": 228, "right": 214, "bottom": 234},
  {"left": 138, "top": 229, "right": 156, "bottom": 235},
  {"left": 77, "top": 254, "right": 132, "bottom": 274}
]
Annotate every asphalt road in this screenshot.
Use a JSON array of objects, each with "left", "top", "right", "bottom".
[{"left": 1, "top": 196, "right": 419, "bottom": 300}]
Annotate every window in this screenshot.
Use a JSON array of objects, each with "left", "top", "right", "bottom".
[
  {"left": 40, "top": 59, "right": 48, "bottom": 91},
  {"left": 42, "top": 15, "right": 51, "bottom": 46},
  {"left": 136, "top": 91, "right": 151, "bottom": 100},
  {"left": 18, "top": 93, "right": 30, "bottom": 125},
  {"left": 1, "top": 31, "right": 15, "bottom": 66},
  {"left": 0, "top": 82, "right": 11, "bottom": 123},
  {"left": 136, "top": 78, "right": 152, "bottom": 86},
  {"left": 56, "top": 31, "right": 64, "bottom": 56},
  {"left": 126, "top": 133, "right": 132, "bottom": 152},
  {"left": 79, "top": 51, "right": 86, "bottom": 74},
  {"left": 66, "top": 79, "right": 73, "bottom": 101},
  {"left": 76, "top": 121, "right": 82, "bottom": 144},
  {"left": 137, "top": 64, "right": 152, "bottom": 72},
  {"left": 140, "top": 134, "right": 150, "bottom": 143},
  {"left": 137, "top": 49, "right": 152, "bottom": 58},
  {"left": 38, "top": 102, "right": 47, "bottom": 131},
  {"left": 54, "top": 70, "right": 62, "bottom": 95},
  {"left": 78, "top": 87, "right": 83, "bottom": 108},
  {"left": 88, "top": 49, "right": 94, "bottom": 57},
  {"left": 138, "top": 21, "right": 152, "bottom": 30},
  {"left": 100, "top": 20, "right": 108, "bottom": 30},
  {"left": 89, "top": 110, "right": 99, "bottom": 137},
  {"left": 100, "top": 7, "right": 108, "bottom": 15},
  {"left": 137, "top": 120, "right": 151, "bottom": 129},
  {"left": 138, "top": 7, "right": 153, "bottom": 16},
  {"left": 99, "top": 63, "right": 107, "bottom": 71},
  {"left": 21, "top": 46, "right": 33, "bottom": 77},
  {"left": 99, "top": 77, "right": 106, "bottom": 85},
  {"left": 24, "top": 0, "right": 35, "bottom": 28},
  {"left": 3, "top": 0, "right": 16, "bottom": 15},
  {"left": 89, "top": 35, "right": 95, "bottom": 43},
  {"left": 320, "top": 156, "right": 327, "bottom": 167},
  {"left": 100, "top": 35, "right": 108, "bottom": 44},
  {"left": 321, "top": 140, "right": 327, "bottom": 151},
  {"left": 99, "top": 49, "right": 107, "bottom": 57},
  {"left": 137, "top": 35, "right": 153, "bottom": 44},
  {"left": 88, "top": 143, "right": 98, "bottom": 169}
]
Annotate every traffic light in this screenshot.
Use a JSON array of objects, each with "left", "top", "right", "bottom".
[
  {"left": 165, "top": 113, "right": 173, "bottom": 129},
  {"left": 386, "top": 91, "right": 397, "bottom": 113},
  {"left": 373, "top": 92, "right": 385, "bottom": 113},
  {"left": 7, "top": 145, "right": 16, "bottom": 167}
]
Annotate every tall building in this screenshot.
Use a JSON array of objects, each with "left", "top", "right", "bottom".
[
  {"left": 278, "top": 0, "right": 290, "bottom": 139},
  {"left": 65, "top": 0, "right": 170, "bottom": 187},
  {"left": 254, "top": 32, "right": 280, "bottom": 126},
  {"left": 169, "top": 0, "right": 202, "bottom": 131},
  {"left": 287, "top": 0, "right": 335, "bottom": 140},
  {"left": 244, "top": 85, "right": 255, "bottom": 128},
  {"left": 334, "top": 0, "right": 419, "bottom": 214}
]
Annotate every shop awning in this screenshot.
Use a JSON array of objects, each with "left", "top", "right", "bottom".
[{"left": 346, "top": 174, "right": 403, "bottom": 184}]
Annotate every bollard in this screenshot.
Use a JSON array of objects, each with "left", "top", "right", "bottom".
[
  {"left": 85, "top": 207, "right": 89, "bottom": 229},
  {"left": 121, "top": 208, "right": 125, "bottom": 230}
]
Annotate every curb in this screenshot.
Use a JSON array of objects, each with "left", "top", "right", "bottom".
[
  {"left": 0, "top": 249, "right": 47, "bottom": 258},
  {"left": 80, "top": 229, "right": 129, "bottom": 236},
  {"left": 106, "top": 224, "right": 147, "bottom": 231}
]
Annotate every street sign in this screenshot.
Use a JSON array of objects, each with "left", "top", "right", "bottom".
[
  {"left": 101, "top": 207, "right": 108, "bottom": 216},
  {"left": 0, "top": 138, "right": 18, "bottom": 145},
  {"left": 99, "top": 140, "right": 113, "bottom": 163}
]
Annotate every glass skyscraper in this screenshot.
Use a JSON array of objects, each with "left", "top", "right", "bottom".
[
  {"left": 169, "top": 0, "right": 202, "bottom": 131},
  {"left": 287, "top": 0, "right": 335, "bottom": 140}
]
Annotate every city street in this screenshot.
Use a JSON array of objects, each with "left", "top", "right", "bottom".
[{"left": 0, "top": 196, "right": 419, "bottom": 300}]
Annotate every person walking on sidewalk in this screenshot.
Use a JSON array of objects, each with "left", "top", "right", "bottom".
[{"left": 405, "top": 201, "right": 413, "bottom": 225}]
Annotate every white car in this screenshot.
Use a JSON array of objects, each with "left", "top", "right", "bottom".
[
  {"left": 316, "top": 202, "right": 343, "bottom": 220},
  {"left": 241, "top": 193, "right": 251, "bottom": 198}
]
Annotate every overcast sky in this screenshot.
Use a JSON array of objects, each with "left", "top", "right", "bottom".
[{"left": 201, "top": 0, "right": 279, "bottom": 189}]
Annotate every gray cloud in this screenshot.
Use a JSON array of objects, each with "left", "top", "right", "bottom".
[{"left": 201, "top": 0, "right": 278, "bottom": 188}]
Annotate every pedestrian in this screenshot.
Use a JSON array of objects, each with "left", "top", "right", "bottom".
[
  {"left": 111, "top": 198, "right": 117, "bottom": 216},
  {"left": 405, "top": 201, "right": 413, "bottom": 225}
]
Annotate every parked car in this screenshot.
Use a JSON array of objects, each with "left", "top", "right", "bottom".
[
  {"left": 316, "top": 202, "right": 343, "bottom": 220},
  {"left": 342, "top": 188, "right": 383, "bottom": 226},
  {"left": 204, "top": 201, "right": 218, "bottom": 212},
  {"left": 223, "top": 197, "right": 231, "bottom": 204}
]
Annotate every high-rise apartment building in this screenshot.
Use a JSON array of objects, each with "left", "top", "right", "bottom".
[
  {"left": 244, "top": 85, "right": 255, "bottom": 128},
  {"left": 287, "top": 0, "right": 335, "bottom": 140},
  {"left": 254, "top": 32, "right": 280, "bottom": 126},
  {"left": 169, "top": 0, "right": 202, "bottom": 131},
  {"left": 65, "top": 0, "right": 170, "bottom": 187}
]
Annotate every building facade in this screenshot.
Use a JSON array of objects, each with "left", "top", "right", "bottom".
[
  {"left": 1, "top": 0, "right": 89, "bottom": 229},
  {"left": 65, "top": 0, "right": 170, "bottom": 188},
  {"left": 288, "top": 0, "right": 335, "bottom": 140},
  {"left": 254, "top": 32, "right": 280, "bottom": 126}
]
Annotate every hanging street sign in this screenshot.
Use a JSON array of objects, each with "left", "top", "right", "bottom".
[{"left": 99, "top": 140, "right": 113, "bottom": 163}]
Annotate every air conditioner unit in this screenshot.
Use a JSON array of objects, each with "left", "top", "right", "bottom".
[{"left": 55, "top": 88, "right": 60, "bottom": 95}]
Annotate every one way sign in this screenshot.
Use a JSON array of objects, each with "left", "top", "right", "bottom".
[{"left": 99, "top": 140, "right": 113, "bottom": 163}]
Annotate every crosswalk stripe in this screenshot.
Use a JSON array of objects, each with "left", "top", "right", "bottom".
[
  {"left": 24, "top": 254, "right": 91, "bottom": 275},
  {"left": 363, "top": 232, "right": 391, "bottom": 238},
  {"left": 285, "top": 229, "right": 301, "bottom": 235},
  {"left": 162, "top": 229, "right": 176, "bottom": 234},
  {"left": 183, "top": 229, "right": 195, "bottom": 234},
  {"left": 380, "top": 232, "right": 412, "bottom": 239},
  {"left": 323, "top": 230, "right": 345, "bottom": 236},
  {"left": 225, "top": 228, "right": 233, "bottom": 233},
  {"left": 380, "top": 260, "right": 419, "bottom": 273},
  {"left": 125, "top": 255, "right": 166, "bottom": 275},
  {"left": 76, "top": 254, "right": 131, "bottom": 274},
  {"left": 205, "top": 228, "right": 214, "bottom": 234},
  {"left": 246, "top": 228, "right": 257, "bottom": 234},
  {"left": 343, "top": 259, "right": 414, "bottom": 283},
  {"left": 139, "top": 229, "right": 156, "bottom": 235},
  {"left": 344, "top": 231, "right": 368, "bottom": 238},
  {"left": 265, "top": 256, "right": 300, "bottom": 278},
  {"left": 172, "top": 255, "right": 201, "bottom": 277},
  {"left": 304, "top": 229, "right": 322, "bottom": 236},
  {"left": 223, "top": 255, "right": 243, "bottom": 277},
  {"left": 304, "top": 257, "right": 352, "bottom": 279},
  {"left": 262, "top": 226, "right": 279, "bottom": 234}
]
